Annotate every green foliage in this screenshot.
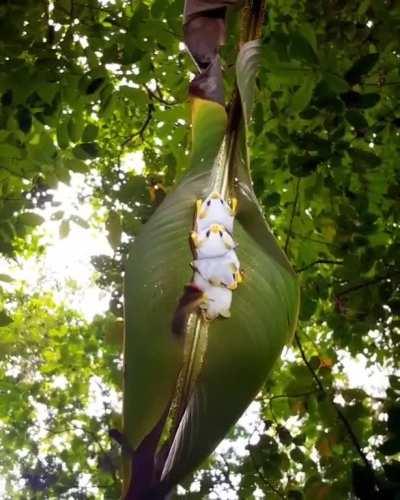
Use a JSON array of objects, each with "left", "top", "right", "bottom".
[
  {"left": 0, "top": 0, "right": 399, "bottom": 498},
  {"left": 0, "top": 292, "right": 121, "bottom": 498}
]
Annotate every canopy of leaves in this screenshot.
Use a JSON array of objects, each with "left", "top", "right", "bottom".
[{"left": 0, "top": 0, "right": 399, "bottom": 499}]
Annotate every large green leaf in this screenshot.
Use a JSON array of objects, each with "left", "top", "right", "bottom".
[
  {"left": 123, "top": 98, "right": 228, "bottom": 474},
  {"left": 158, "top": 41, "right": 299, "bottom": 488}
]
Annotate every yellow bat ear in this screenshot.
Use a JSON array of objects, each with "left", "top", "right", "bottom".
[
  {"left": 191, "top": 231, "right": 199, "bottom": 247},
  {"left": 230, "top": 197, "right": 238, "bottom": 215},
  {"left": 196, "top": 199, "right": 207, "bottom": 218},
  {"left": 236, "top": 271, "right": 243, "bottom": 284},
  {"left": 224, "top": 238, "right": 236, "bottom": 249},
  {"left": 227, "top": 282, "right": 238, "bottom": 290}
]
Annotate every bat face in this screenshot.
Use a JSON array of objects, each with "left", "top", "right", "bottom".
[
  {"left": 193, "top": 224, "right": 236, "bottom": 259},
  {"left": 195, "top": 192, "right": 235, "bottom": 233}
]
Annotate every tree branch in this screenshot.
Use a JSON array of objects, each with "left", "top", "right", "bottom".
[
  {"left": 121, "top": 102, "right": 155, "bottom": 148},
  {"left": 295, "top": 259, "right": 343, "bottom": 273}
]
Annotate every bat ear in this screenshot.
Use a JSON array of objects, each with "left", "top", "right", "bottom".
[
  {"left": 196, "top": 199, "right": 207, "bottom": 218},
  {"left": 230, "top": 197, "right": 238, "bottom": 215},
  {"left": 190, "top": 231, "right": 199, "bottom": 247}
]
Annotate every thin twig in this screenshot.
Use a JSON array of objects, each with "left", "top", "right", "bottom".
[
  {"left": 268, "top": 390, "right": 319, "bottom": 402},
  {"left": 144, "top": 84, "right": 177, "bottom": 106},
  {"left": 295, "top": 259, "right": 343, "bottom": 273},
  {"left": 284, "top": 178, "right": 300, "bottom": 254},
  {"left": 121, "top": 102, "right": 155, "bottom": 148},
  {"left": 219, "top": 456, "right": 236, "bottom": 493}
]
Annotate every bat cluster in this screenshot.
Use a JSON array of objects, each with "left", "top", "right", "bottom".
[{"left": 190, "top": 192, "right": 241, "bottom": 319}]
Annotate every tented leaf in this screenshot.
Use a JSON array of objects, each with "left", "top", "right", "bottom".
[
  {"left": 123, "top": 98, "right": 227, "bottom": 490},
  {"left": 158, "top": 38, "right": 299, "bottom": 489}
]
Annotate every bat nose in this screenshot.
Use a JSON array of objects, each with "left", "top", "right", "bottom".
[{"left": 210, "top": 224, "right": 222, "bottom": 233}]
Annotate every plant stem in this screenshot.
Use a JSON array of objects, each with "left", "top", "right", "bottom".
[{"left": 295, "top": 259, "right": 343, "bottom": 273}]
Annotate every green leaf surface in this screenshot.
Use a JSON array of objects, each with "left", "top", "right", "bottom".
[
  {"left": 123, "top": 98, "right": 228, "bottom": 452},
  {"left": 0, "top": 144, "right": 21, "bottom": 159},
  {"left": 291, "top": 78, "right": 316, "bottom": 113},
  {"left": 288, "top": 32, "right": 319, "bottom": 65},
  {"left": 56, "top": 121, "right": 70, "bottom": 149},
  {"left": 323, "top": 73, "right": 350, "bottom": 94},
  {"left": 345, "top": 53, "right": 379, "bottom": 85},
  {"left": 82, "top": 124, "right": 99, "bottom": 142},
  {"left": 0, "top": 274, "right": 13, "bottom": 283},
  {"left": 59, "top": 219, "right": 70, "bottom": 239},
  {"left": 346, "top": 110, "right": 368, "bottom": 130},
  {"left": 0, "top": 310, "right": 12, "bottom": 327},
  {"left": 73, "top": 142, "right": 100, "bottom": 160},
  {"left": 18, "top": 212, "right": 44, "bottom": 226},
  {"left": 348, "top": 147, "right": 381, "bottom": 168}
]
